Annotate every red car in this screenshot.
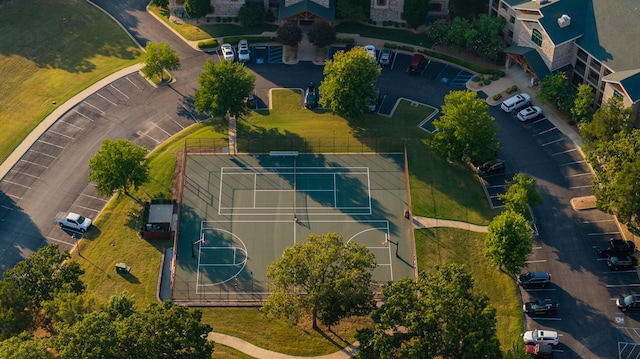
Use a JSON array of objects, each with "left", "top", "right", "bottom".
[{"left": 525, "top": 343, "right": 553, "bottom": 358}]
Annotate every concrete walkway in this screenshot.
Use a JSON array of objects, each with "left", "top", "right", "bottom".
[{"left": 412, "top": 216, "right": 488, "bottom": 233}]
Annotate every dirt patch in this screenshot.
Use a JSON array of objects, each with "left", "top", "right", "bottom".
[{"left": 570, "top": 196, "right": 597, "bottom": 210}]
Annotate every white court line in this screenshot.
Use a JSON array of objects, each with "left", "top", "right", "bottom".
[
  {"left": 72, "top": 109, "right": 94, "bottom": 121},
  {"left": 110, "top": 84, "right": 130, "bottom": 99},
  {"left": 541, "top": 138, "right": 565, "bottom": 146},
  {"left": 2, "top": 179, "right": 30, "bottom": 189},
  {"left": 37, "top": 139, "right": 64, "bottom": 149},
  {"left": 49, "top": 130, "right": 73, "bottom": 139},
  {"left": 19, "top": 159, "right": 48, "bottom": 168},
  {"left": 28, "top": 149, "right": 56, "bottom": 158},
  {"left": 82, "top": 100, "right": 105, "bottom": 114},
  {"left": 537, "top": 127, "right": 558, "bottom": 135},
  {"left": 127, "top": 77, "right": 143, "bottom": 91},
  {"left": 552, "top": 148, "right": 577, "bottom": 156},
  {"left": 96, "top": 93, "right": 117, "bottom": 107}
]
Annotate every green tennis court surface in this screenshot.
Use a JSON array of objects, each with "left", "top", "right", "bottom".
[{"left": 172, "top": 154, "right": 415, "bottom": 304}]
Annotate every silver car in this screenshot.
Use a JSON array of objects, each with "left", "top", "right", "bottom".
[
  {"left": 238, "top": 40, "right": 250, "bottom": 62},
  {"left": 221, "top": 43, "right": 235, "bottom": 61}
]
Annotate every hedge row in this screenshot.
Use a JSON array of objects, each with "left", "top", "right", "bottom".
[{"left": 222, "top": 36, "right": 276, "bottom": 45}]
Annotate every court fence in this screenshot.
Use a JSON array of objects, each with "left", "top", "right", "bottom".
[{"left": 183, "top": 137, "right": 405, "bottom": 154}]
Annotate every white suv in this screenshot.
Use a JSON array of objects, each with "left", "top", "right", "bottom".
[
  {"left": 523, "top": 329, "right": 559, "bottom": 346},
  {"left": 221, "top": 43, "right": 235, "bottom": 61},
  {"left": 237, "top": 40, "right": 250, "bottom": 62},
  {"left": 500, "top": 93, "right": 531, "bottom": 113}
]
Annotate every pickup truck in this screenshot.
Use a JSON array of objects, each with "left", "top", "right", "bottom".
[
  {"left": 55, "top": 212, "right": 92, "bottom": 232},
  {"left": 597, "top": 238, "right": 635, "bottom": 257}
]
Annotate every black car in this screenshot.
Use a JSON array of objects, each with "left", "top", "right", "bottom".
[
  {"left": 517, "top": 271, "right": 551, "bottom": 288},
  {"left": 304, "top": 82, "right": 318, "bottom": 109},
  {"left": 617, "top": 294, "right": 640, "bottom": 312},
  {"left": 607, "top": 255, "right": 638, "bottom": 270},
  {"left": 598, "top": 238, "right": 636, "bottom": 257},
  {"left": 476, "top": 159, "right": 506, "bottom": 177},
  {"left": 523, "top": 299, "right": 559, "bottom": 316}
]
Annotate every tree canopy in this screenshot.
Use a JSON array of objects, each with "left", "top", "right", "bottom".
[
  {"left": 140, "top": 42, "right": 180, "bottom": 82},
  {"left": 276, "top": 21, "right": 303, "bottom": 47},
  {"left": 571, "top": 83, "right": 594, "bottom": 123},
  {"left": 308, "top": 21, "right": 337, "bottom": 48},
  {"left": 431, "top": 90, "right": 499, "bottom": 164},
  {"left": 538, "top": 72, "right": 576, "bottom": 113},
  {"left": 356, "top": 263, "right": 502, "bottom": 359},
  {"left": 262, "top": 232, "right": 376, "bottom": 329},
  {"left": 403, "top": 0, "right": 430, "bottom": 28},
  {"left": 336, "top": 0, "right": 369, "bottom": 20},
  {"left": 194, "top": 59, "right": 256, "bottom": 119},
  {"left": 580, "top": 96, "right": 633, "bottom": 146},
  {"left": 318, "top": 47, "right": 381, "bottom": 118},
  {"left": 237, "top": 3, "right": 266, "bottom": 27},
  {"left": 587, "top": 129, "right": 640, "bottom": 231},
  {"left": 88, "top": 138, "right": 149, "bottom": 196},
  {"left": 183, "top": 0, "right": 210, "bottom": 20},
  {"left": 498, "top": 173, "right": 542, "bottom": 216},
  {"left": 484, "top": 210, "right": 533, "bottom": 275}
]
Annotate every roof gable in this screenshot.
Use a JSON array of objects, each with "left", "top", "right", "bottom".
[
  {"left": 278, "top": 0, "right": 335, "bottom": 21},
  {"left": 603, "top": 70, "right": 640, "bottom": 102}
]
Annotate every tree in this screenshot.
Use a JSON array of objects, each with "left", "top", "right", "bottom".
[
  {"left": 3, "top": 245, "right": 84, "bottom": 307},
  {"left": 54, "top": 311, "right": 119, "bottom": 359},
  {"left": 88, "top": 139, "right": 149, "bottom": 196},
  {"left": 237, "top": 3, "right": 266, "bottom": 27},
  {"left": 42, "top": 291, "right": 97, "bottom": 328},
  {"left": 149, "top": 0, "right": 169, "bottom": 8},
  {"left": 538, "top": 72, "right": 576, "bottom": 113},
  {"left": 0, "top": 281, "right": 32, "bottom": 339},
  {"left": 403, "top": 0, "right": 430, "bottom": 28},
  {"left": 308, "top": 21, "right": 336, "bottom": 49},
  {"left": 336, "top": 0, "right": 368, "bottom": 20},
  {"left": 431, "top": 90, "right": 499, "bottom": 164},
  {"left": 356, "top": 264, "right": 501, "bottom": 359},
  {"left": 484, "top": 210, "right": 533, "bottom": 275},
  {"left": 448, "top": 17, "right": 472, "bottom": 51},
  {"left": 194, "top": 59, "right": 256, "bottom": 119},
  {"left": 587, "top": 129, "right": 640, "bottom": 231},
  {"left": 449, "top": 0, "right": 488, "bottom": 19},
  {"left": 469, "top": 15, "right": 505, "bottom": 61},
  {"left": 262, "top": 232, "right": 376, "bottom": 329},
  {"left": 580, "top": 96, "right": 633, "bottom": 145},
  {"left": 426, "top": 19, "right": 451, "bottom": 44},
  {"left": 571, "top": 83, "right": 594, "bottom": 123},
  {"left": 498, "top": 173, "right": 542, "bottom": 216},
  {"left": 140, "top": 42, "right": 180, "bottom": 82},
  {"left": 276, "top": 21, "right": 303, "bottom": 47},
  {"left": 183, "top": 0, "right": 210, "bottom": 21},
  {"left": 0, "top": 332, "right": 50, "bottom": 359},
  {"left": 318, "top": 47, "right": 381, "bottom": 118}
]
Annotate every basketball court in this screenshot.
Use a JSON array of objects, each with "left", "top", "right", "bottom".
[{"left": 171, "top": 153, "right": 415, "bottom": 304}]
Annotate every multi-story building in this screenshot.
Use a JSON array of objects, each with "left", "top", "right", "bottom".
[{"left": 490, "top": 0, "right": 640, "bottom": 117}]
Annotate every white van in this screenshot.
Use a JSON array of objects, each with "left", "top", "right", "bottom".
[{"left": 500, "top": 93, "right": 531, "bottom": 112}]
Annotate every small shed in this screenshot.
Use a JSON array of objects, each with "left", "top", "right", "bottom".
[{"left": 143, "top": 204, "right": 174, "bottom": 240}]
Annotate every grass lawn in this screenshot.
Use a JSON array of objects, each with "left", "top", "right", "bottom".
[
  {"left": 0, "top": 0, "right": 141, "bottom": 165},
  {"left": 415, "top": 227, "right": 523, "bottom": 353},
  {"left": 76, "top": 90, "right": 519, "bottom": 355}
]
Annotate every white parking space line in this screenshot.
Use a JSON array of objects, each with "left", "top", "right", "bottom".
[
  {"left": 584, "top": 219, "right": 616, "bottom": 224},
  {"left": 182, "top": 105, "right": 198, "bottom": 122},
  {"left": 5, "top": 193, "right": 21, "bottom": 200},
  {"left": 72, "top": 204, "right": 100, "bottom": 213},
  {"left": 542, "top": 138, "right": 565, "bottom": 146},
  {"left": 526, "top": 288, "right": 557, "bottom": 292},
  {"left": 96, "top": 93, "right": 117, "bottom": 107},
  {"left": 569, "top": 185, "right": 592, "bottom": 189},
  {"left": 552, "top": 148, "right": 577, "bottom": 156},
  {"left": 567, "top": 172, "right": 591, "bottom": 177},
  {"left": 82, "top": 100, "right": 106, "bottom": 114},
  {"left": 153, "top": 122, "right": 172, "bottom": 138},
  {"left": 12, "top": 170, "right": 38, "bottom": 179},
  {"left": 537, "top": 127, "right": 559, "bottom": 135},
  {"left": 531, "top": 317, "right": 562, "bottom": 321},
  {"left": 603, "top": 270, "right": 637, "bottom": 274},
  {"left": 126, "top": 77, "right": 143, "bottom": 91},
  {"left": 533, "top": 246, "right": 543, "bottom": 249},
  {"left": 49, "top": 130, "right": 73, "bottom": 139},
  {"left": 110, "top": 84, "right": 130, "bottom": 99},
  {"left": 37, "top": 139, "right": 65, "bottom": 149},
  {"left": 526, "top": 260, "right": 547, "bottom": 263},
  {"left": 530, "top": 118, "right": 547, "bottom": 125},
  {"left": 79, "top": 193, "right": 108, "bottom": 202},
  {"left": 46, "top": 236, "right": 74, "bottom": 246},
  {"left": 60, "top": 119, "right": 85, "bottom": 130},
  {"left": 29, "top": 149, "right": 56, "bottom": 158},
  {"left": 2, "top": 179, "right": 30, "bottom": 189},
  {"left": 596, "top": 258, "right": 608, "bottom": 261},
  {"left": 588, "top": 232, "right": 620, "bottom": 236},
  {"left": 166, "top": 113, "right": 186, "bottom": 129},
  {"left": 136, "top": 130, "right": 160, "bottom": 144},
  {"left": 1, "top": 204, "right": 15, "bottom": 210},
  {"left": 20, "top": 159, "right": 48, "bottom": 168},
  {"left": 486, "top": 184, "right": 508, "bottom": 188},
  {"left": 72, "top": 109, "right": 94, "bottom": 121},
  {"left": 559, "top": 160, "right": 587, "bottom": 166},
  {"left": 607, "top": 284, "right": 640, "bottom": 288}
]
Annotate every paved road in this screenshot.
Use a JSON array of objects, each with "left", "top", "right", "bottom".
[{"left": 1, "top": 1, "right": 638, "bottom": 357}]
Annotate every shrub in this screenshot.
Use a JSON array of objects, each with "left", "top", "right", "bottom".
[
  {"left": 490, "top": 74, "right": 499, "bottom": 81},
  {"left": 483, "top": 79, "right": 491, "bottom": 85},
  {"left": 238, "top": 3, "right": 266, "bottom": 27},
  {"left": 493, "top": 93, "right": 503, "bottom": 101},
  {"left": 384, "top": 42, "right": 398, "bottom": 49},
  {"left": 472, "top": 75, "right": 481, "bottom": 82},
  {"left": 506, "top": 85, "right": 518, "bottom": 94},
  {"left": 400, "top": 45, "right": 414, "bottom": 52},
  {"left": 197, "top": 39, "right": 219, "bottom": 49},
  {"left": 337, "top": 38, "right": 355, "bottom": 44}
]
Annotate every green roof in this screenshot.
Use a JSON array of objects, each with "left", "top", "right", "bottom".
[
  {"left": 278, "top": 0, "right": 335, "bottom": 21},
  {"left": 537, "top": 0, "right": 585, "bottom": 46},
  {"left": 603, "top": 70, "right": 640, "bottom": 102},
  {"left": 504, "top": 45, "right": 550, "bottom": 80}
]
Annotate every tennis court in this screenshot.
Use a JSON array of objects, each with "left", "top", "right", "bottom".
[{"left": 171, "top": 153, "right": 415, "bottom": 304}]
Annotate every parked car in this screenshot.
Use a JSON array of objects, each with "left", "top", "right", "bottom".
[
  {"left": 517, "top": 106, "right": 543, "bottom": 122},
  {"left": 379, "top": 49, "right": 392, "bottom": 66},
  {"left": 221, "top": 43, "right": 235, "bottom": 61},
  {"left": 364, "top": 45, "right": 376, "bottom": 60},
  {"left": 517, "top": 271, "right": 551, "bottom": 288},
  {"left": 525, "top": 343, "right": 554, "bottom": 358},
  {"left": 522, "top": 329, "right": 559, "bottom": 346},
  {"left": 304, "top": 82, "right": 318, "bottom": 109},
  {"left": 237, "top": 40, "right": 250, "bottom": 62},
  {"left": 598, "top": 238, "right": 636, "bottom": 257},
  {"left": 475, "top": 159, "right": 506, "bottom": 177},
  {"left": 500, "top": 93, "right": 531, "bottom": 112},
  {"left": 523, "top": 299, "right": 559, "bottom": 316},
  {"left": 617, "top": 294, "right": 640, "bottom": 312},
  {"left": 607, "top": 255, "right": 637, "bottom": 270},
  {"left": 369, "top": 88, "right": 380, "bottom": 112},
  {"left": 407, "top": 53, "right": 426, "bottom": 74}
]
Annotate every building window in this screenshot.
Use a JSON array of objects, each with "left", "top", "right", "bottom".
[
  {"left": 376, "top": 0, "right": 387, "bottom": 5},
  {"left": 532, "top": 29, "right": 543, "bottom": 46},
  {"left": 510, "top": 15, "right": 515, "bottom": 24},
  {"left": 431, "top": 3, "right": 442, "bottom": 12},
  {"left": 508, "top": 30, "right": 514, "bottom": 38},
  {"left": 500, "top": 1, "right": 507, "bottom": 10},
  {"left": 613, "top": 90, "right": 624, "bottom": 99}
]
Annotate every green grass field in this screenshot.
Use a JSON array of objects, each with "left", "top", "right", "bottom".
[{"left": 0, "top": 0, "right": 141, "bottom": 164}]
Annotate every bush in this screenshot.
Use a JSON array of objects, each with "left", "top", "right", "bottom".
[
  {"left": 506, "top": 85, "right": 518, "bottom": 94},
  {"left": 483, "top": 79, "right": 491, "bottom": 85},
  {"left": 197, "top": 39, "right": 219, "bottom": 49},
  {"left": 400, "top": 45, "right": 414, "bottom": 52},
  {"left": 337, "top": 38, "right": 355, "bottom": 44},
  {"left": 238, "top": 3, "right": 266, "bottom": 27},
  {"left": 419, "top": 48, "right": 505, "bottom": 77},
  {"left": 383, "top": 42, "right": 398, "bottom": 49},
  {"left": 472, "top": 75, "right": 481, "bottom": 82},
  {"left": 493, "top": 93, "right": 503, "bottom": 101},
  {"left": 308, "top": 21, "right": 337, "bottom": 48},
  {"left": 223, "top": 36, "right": 275, "bottom": 45},
  {"left": 490, "top": 74, "right": 499, "bottom": 81}
]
